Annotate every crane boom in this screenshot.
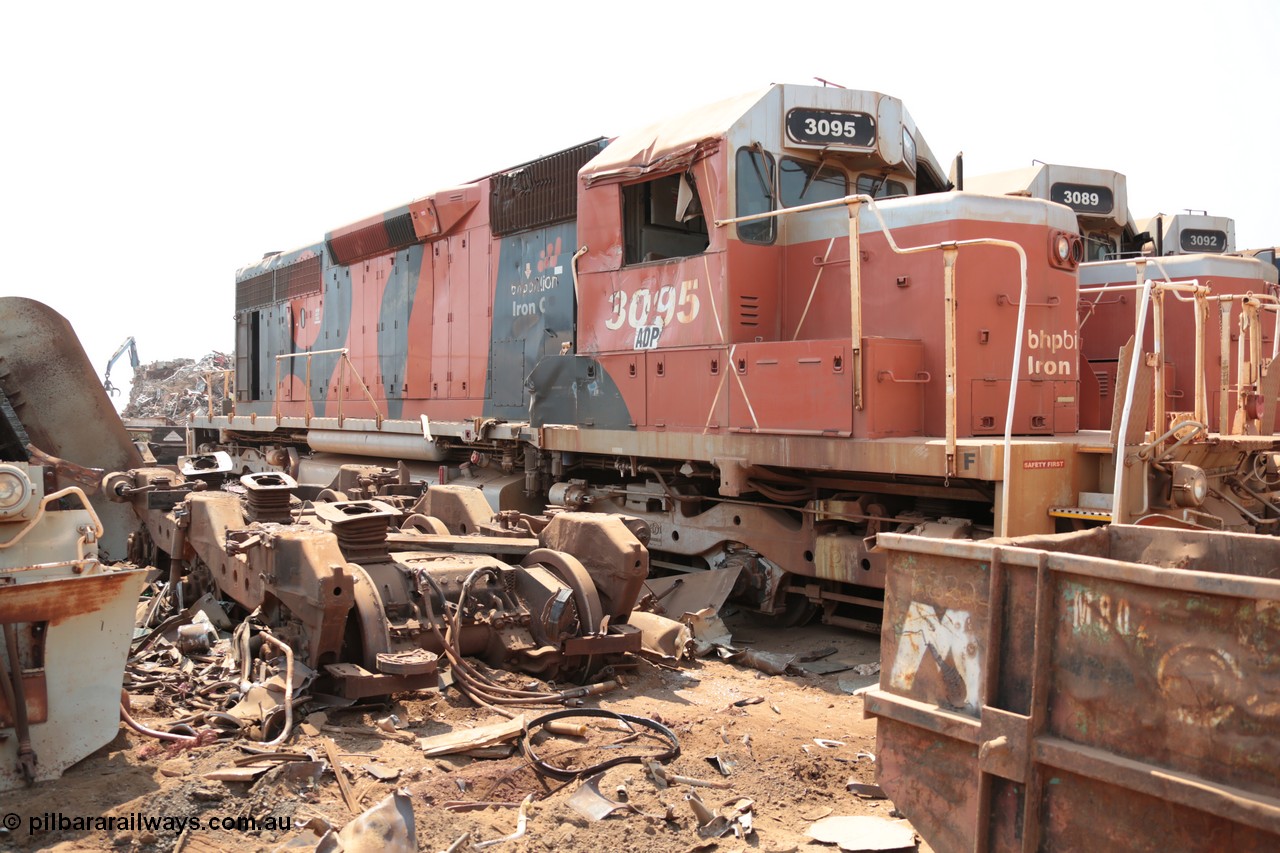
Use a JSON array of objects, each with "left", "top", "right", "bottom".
[{"left": 103, "top": 336, "right": 139, "bottom": 395}]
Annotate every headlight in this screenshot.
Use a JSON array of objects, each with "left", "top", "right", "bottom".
[
  {"left": 0, "top": 464, "right": 33, "bottom": 518},
  {"left": 1170, "top": 463, "right": 1208, "bottom": 508},
  {"left": 1048, "top": 231, "right": 1081, "bottom": 269}
]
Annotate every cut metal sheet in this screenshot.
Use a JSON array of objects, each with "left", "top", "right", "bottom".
[
  {"left": 330, "top": 789, "right": 416, "bottom": 853},
  {"left": 567, "top": 771, "right": 642, "bottom": 822},
  {"left": 419, "top": 716, "right": 525, "bottom": 757},
  {"left": 643, "top": 563, "right": 741, "bottom": 620},
  {"left": 807, "top": 815, "right": 916, "bottom": 851}
]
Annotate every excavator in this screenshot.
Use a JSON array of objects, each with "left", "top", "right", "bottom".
[{"left": 102, "top": 336, "right": 139, "bottom": 396}]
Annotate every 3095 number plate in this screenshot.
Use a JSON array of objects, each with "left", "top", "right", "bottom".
[{"left": 786, "top": 108, "right": 876, "bottom": 148}]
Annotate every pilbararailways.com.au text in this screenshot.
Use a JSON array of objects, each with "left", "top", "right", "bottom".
[{"left": 16, "top": 812, "right": 292, "bottom": 834}]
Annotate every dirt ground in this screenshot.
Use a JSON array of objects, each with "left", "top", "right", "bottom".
[{"left": 0, "top": 615, "right": 927, "bottom": 853}]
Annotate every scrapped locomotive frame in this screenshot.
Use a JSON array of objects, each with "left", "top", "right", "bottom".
[
  {"left": 108, "top": 457, "right": 654, "bottom": 699},
  {"left": 187, "top": 83, "right": 1280, "bottom": 634},
  {"left": 865, "top": 526, "right": 1280, "bottom": 852}
]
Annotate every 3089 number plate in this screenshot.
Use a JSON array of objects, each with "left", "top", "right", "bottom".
[
  {"left": 786, "top": 108, "right": 876, "bottom": 148},
  {"left": 1049, "top": 182, "right": 1114, "bottom": 214}
]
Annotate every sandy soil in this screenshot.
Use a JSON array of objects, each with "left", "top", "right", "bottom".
[{"left": 0, "top": 616, "right": 926, "bottom": 853}]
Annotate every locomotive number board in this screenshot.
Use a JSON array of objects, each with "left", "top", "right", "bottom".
[
  {"left": 785, "top": 109, "right": 876, "bottom": 148},
  {"left": 1179, "top": 229, "right": 1227, "bottom": 253},
  {"left": 1049, "top": 182, "right": 1114, "bottom": 215}
]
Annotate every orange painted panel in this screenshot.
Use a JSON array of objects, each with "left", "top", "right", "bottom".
[
  {"left": 862, "top": 338, "right": 925, "bottom": 438},
  {"left": 647, "top": 348, "right": 729, "bottom": 430},
  {"left": 727, "top": 341, "right": 852, "bottom": 434}
]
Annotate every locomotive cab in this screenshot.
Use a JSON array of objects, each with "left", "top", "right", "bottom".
[
  {"left": 966, "top": 162, "right": 1140, "bottom": 261},
  {"left": 1138, "top": 211, "right": 1236, "bottom": 256}
]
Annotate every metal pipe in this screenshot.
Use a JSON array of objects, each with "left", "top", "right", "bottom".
[
  {"left": 120, "top": 696, "right": 200, "bottom": 745},
  {"left": 0, "top": 486, "right": 105, "bottom": 554},
  {"left": 4, "top": 623, "right": 37, "bottom": 782},
  {"left": 258, "top": 632, "right": 294, "bottom": 748},
  {"left": 943, "top": 247, "right": 958, "bottom": 477},
  {"left": 1220, "top": 301, "right": 1233, "bottom": 432},
  {"left": 0, "top": 629, "right": 20, "bottom": 740},
  {"left": 1153, "top": 289, "right": 1166, "bottom": 435},
  {"left": 848, "top": 203, "right": 864, "bottom": 410},
  {"left": 1195, "top": 291, "right": 1208, "bottom": 425},
  {"left": 306, "top": 429, "right": 446, "bottom": 461},
  {"left": 1143, "top": 421, "right": 1207, "bottom": 463},
  {"left": 1113, "top": 278, "right": 1155, "bottom": 523},
  {"left": 1211, "top": 483, "right": 1280, "bottom": 526},
  {"left": 570, "top": 244, "right": 588, "bottom": 344}
]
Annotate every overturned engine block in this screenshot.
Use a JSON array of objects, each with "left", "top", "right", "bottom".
[{"left": 109, "top": 465, "right": 649, "bottom": 699}]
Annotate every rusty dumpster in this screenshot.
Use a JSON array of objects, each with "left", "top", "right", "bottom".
[{"left": 864, "top": 525, "right": 1280, "bottom": 852}]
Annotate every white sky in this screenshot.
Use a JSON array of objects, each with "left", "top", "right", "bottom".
[{"left": 3, "top": 1, "right": 1276, "bottom": 408}]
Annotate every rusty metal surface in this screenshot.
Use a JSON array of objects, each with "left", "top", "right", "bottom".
[
  {"left": 0, "top": 298, "right": 143, "bottom": 561},
  {"left": 122, "top": 463, "right": 656, "bottom": 697},
  {"left": 1, "top": 568, "right": 148, "bottom": 791},
  {"left": 866, "top": 526, "right": 1280, "bottom": 852}
]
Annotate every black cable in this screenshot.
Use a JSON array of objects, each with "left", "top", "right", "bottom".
[{"left": 520, "top": 709, "right": 679, "bottom": 780}]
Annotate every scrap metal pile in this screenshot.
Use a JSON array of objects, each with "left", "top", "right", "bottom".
[
  {"left": 97, "top": 455, "right": 906, "bottom": 851},
  {"left": 122, "top": 352, "right": 232, "bottom": 420}
]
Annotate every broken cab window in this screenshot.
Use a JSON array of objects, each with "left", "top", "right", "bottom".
[
  {"left": 780, "top": 158, "right": 848, "bottom": 208},
  {"left": 622, "top": 171, "right": 710, "bottom": 265},
  {"left": 736, "top": 147, "right": 776, "bottom": 244},
  {"left": 855, "top": 174, "right": 908, "bottom": 199}
]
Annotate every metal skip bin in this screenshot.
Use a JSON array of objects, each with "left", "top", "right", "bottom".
[{"left": 864, "top": 526, "right": 1280, "bottom": 852}]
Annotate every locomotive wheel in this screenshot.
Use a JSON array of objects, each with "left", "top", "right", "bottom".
[
  {"left": 400, "top": 513, "right": 449, "bottom": 535},
  {"left": 521, "top": 548, "right": 604, "bottom": 635},
  {"left": 746, "top": 593, "right": 817, "bottom": 629}
]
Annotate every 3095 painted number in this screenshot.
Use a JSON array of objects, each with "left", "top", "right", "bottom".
[{"left": 605, "top": 280, "right": 701, "bottom": 333}]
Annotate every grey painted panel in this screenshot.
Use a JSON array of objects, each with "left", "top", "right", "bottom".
[
  {"left": 528, "top": 355, "right": 633, "bottom": 430},
  {"left": 485, "top": 222, "right": 577, "bottom": 421}
]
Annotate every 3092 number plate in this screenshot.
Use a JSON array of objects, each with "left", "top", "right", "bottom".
[
  {"left": 1179, "top": 229, "right": 1227, "bottom": 253},
  {"left": 786, "top": 108, "right": 876, "bottom": 148}
]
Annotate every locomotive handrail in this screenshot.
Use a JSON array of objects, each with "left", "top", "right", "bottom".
[
  {"left": 1113, "top": 278, "right": 1155, "bottom": 523},
  {"left": 718, "top": 193, "right": 1031, "bottom": 534},
  {"left": 204, "top": 368, "right": 234, "bottom": 420},
  {"left": 995, "top": 293, "right": 1059, "bottom": 308},
  {"left": 877, "top": 370, "right": 932, "bottom": 384},
  {"left": 1080, "top": 276, "right": 1207, "bottom": 430},
  {"left": 273, "top": 348, "right": 383, "bottom": 428}
]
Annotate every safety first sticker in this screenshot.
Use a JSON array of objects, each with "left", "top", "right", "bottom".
[{"left": 1023, "top": 459, "right": 1066, "bottom": 470}]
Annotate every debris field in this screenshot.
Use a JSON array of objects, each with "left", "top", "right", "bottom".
[{"left": 0, "top": 606, "right": 922, "bottom": 853}]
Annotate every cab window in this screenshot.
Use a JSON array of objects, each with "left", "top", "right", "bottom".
[
  {"left": 780, "top": 159, "right": 847, "bottom": 207},
  {"left": 622, "top": 171, "right": 709, "bottom": 265},
  {"left": 736, "top": 147, "right": 776, "bottom": 244},
  {"left": 1085, "top": 232, "right": 1116, "bottom": 262},
  {"left": 856, "top": 175, "right": 908, "bottom": 199}
]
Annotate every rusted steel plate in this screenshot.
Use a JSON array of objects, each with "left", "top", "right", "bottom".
[
  {"left": 1, "top": 567, "right": 148, "bottom": 791},
  {"left": 0, "top": 568, "right": 143, "bottom": 624},
  {"left": 866, "top": 525, "right": 1280, "bottom": 852},
  {"left": 0, "top": 675, "right": 48, "bottom": 726}
]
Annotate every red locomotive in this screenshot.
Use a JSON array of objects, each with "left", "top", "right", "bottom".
[{"left": 197, "top": 84, "right": 1280, "bottom": 627}]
